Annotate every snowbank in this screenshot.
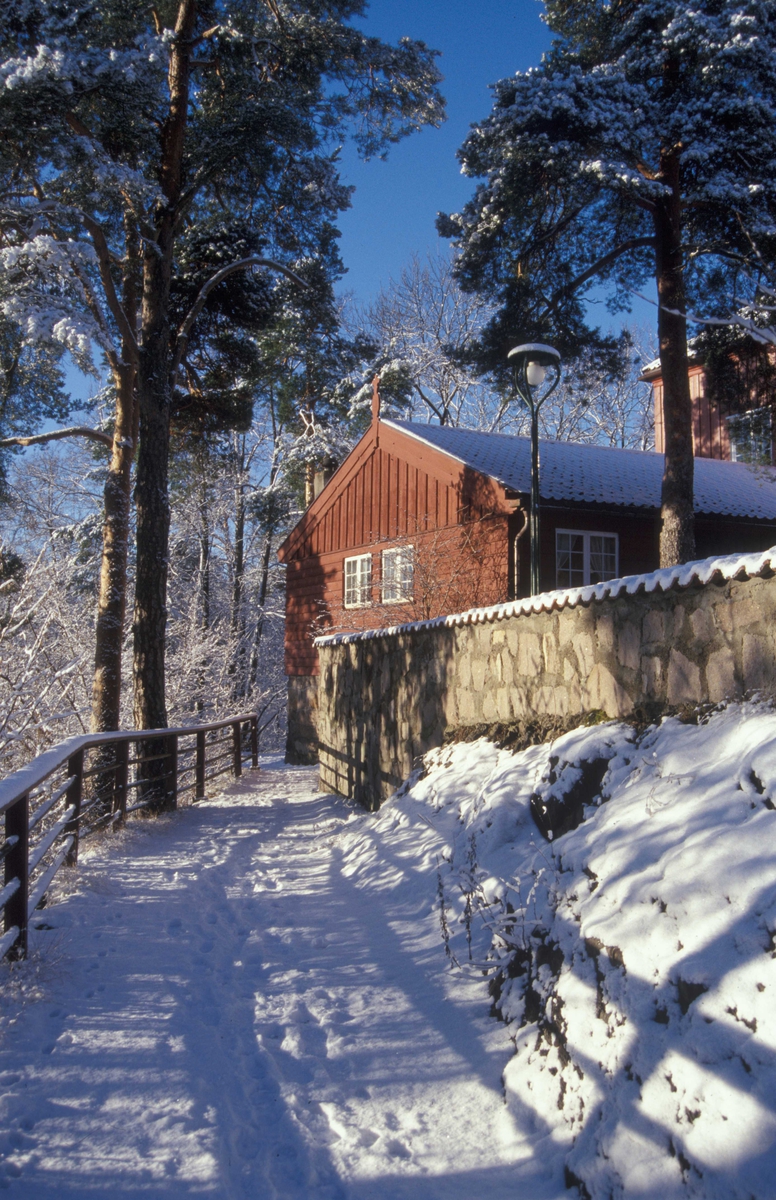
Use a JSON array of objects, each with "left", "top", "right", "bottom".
[{"left": 338, "top": 701, "right": 776, "bottom": 1198}]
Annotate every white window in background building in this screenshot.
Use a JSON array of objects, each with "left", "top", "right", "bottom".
[
  {"left": 556, "top": 530, "right": 618, "bottom": 588},
  {"left": 344, "top": 553, "right": 372, "bottom": 607},
  {"left": 382, "top": 546, "right": 414, "bottom": 603},
  {"left": 726, "top": 409, "right": 773, "bottom": 465}
]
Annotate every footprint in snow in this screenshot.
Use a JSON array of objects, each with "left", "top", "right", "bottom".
[{"left": 385, "top": 1137, "right": 411, "bottom": 1160}]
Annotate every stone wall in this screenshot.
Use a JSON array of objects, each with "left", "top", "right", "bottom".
[
  {"left": 316, "top": 553, "right": 776, "bottom": 806},
  {"left": 285, "top": 675, "right": 319, "bottom": 764}
]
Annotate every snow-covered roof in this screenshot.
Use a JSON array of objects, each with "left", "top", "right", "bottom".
[
  {"left": 315, "top": 544, "right": 776, "bottom": 647},
  {"left": 383, "top": 420, "right": 776, "bottom": 520}
]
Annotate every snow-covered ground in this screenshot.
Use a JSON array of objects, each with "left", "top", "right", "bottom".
[
  {"left": 0, "top": 761, "right": 561, "bottom": 1199},
  {"left": 2, "top": 702, "right": 776, "bottom": 1198}
]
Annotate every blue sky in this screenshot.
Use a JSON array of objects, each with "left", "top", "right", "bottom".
[
  {"left": 65, "top": 1, "right": 653, "bottom": 403},
  {"left": 337, "top": 0, "right": 553, "bottom": 304}
]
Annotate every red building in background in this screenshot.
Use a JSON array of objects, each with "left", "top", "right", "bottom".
[{"left": 280, "top": 376, "right": 776, "bottom": 762}]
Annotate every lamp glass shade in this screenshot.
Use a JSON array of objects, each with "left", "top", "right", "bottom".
[{"left": 526, "top": 360, "right": 547, "bottom": 387}]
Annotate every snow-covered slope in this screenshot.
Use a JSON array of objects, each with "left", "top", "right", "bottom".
[
  {"left": 339, "top": 702, "right": 776, "bottom": 1199},
  {"left": 3, "top": 706, "right": 775, "bottom": 1197}
]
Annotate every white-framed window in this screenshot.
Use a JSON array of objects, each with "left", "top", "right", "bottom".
[
  {"left": 344, "top": 553, "right": 372, "bottom": 607},
  {"left": 381, "top": 545, "right": 414, "bottom": 603},
  {"left": 726, "top": 409, "right": 773, "bottom": 465},
  {"left": 556, "top": 530, "right": 618, "bottom": 588}
]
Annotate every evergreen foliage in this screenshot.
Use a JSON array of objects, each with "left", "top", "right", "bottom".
[
  {"left": 0, "top": 0, "right": 444, "bottom": 730},
  {"left": 439, "top": 0, "right": 776, "bottom": 563}
]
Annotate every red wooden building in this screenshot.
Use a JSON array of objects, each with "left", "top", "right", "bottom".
[
  {"left": 644, "top": 345, "right": 776, "bottom": 463},
  {"left": 279, "top": 381, "right": 776, "bottom": 762}
]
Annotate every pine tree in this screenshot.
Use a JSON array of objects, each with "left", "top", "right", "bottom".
[
  {"left": 439, "top": 0, "right": 776, "bottom": 565},
  {"left": 0, "top": 0, "right": 444, "bottom": 737}
]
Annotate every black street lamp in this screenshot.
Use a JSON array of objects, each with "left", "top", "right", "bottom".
[{"left": 508, "top": 342, "right": 562, "bottom": 596}]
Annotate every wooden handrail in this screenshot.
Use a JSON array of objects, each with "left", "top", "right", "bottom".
[
  {"left": 0, "top": 711, "right": 259, "bottom": 816},
  {"left": 0, "top": 711, "right": 260, "bottom": 961}
]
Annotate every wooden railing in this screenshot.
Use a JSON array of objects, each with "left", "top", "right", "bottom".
[{"left": 0, "top": 712, "right": 260, "bottom": 961}]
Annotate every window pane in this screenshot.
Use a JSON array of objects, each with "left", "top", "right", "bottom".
[
  {"left": 727, "top": 410, "right": 773, "bottom": 465},
  {"left": 344, "top": 554, "right": 371, "bottom": 606},
  {"left": 589, "top": 535, "right": 617, "bottom": 584},
  {"left": 382, "top": 546, "right": 414, "bottom": 603},
  {"left": 556, "top": 532, "right": 584, "bottom": 588}
]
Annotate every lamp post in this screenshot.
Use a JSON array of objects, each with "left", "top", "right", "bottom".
[{"left": 508, "top": 342, "right": 561, "bottom": 596}]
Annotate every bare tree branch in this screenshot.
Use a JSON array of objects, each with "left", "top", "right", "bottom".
[
  {"left": 172, "top": 256, "right": 308, "bottom": 378},
  {"left": 0, "top": 426, "right": 113, "bottom": 449},
  {"left": 542, "top": 236, "right": 656, "bottom": 318}
]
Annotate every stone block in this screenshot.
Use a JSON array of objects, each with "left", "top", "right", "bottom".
[
  {"left": 510, "top": 687, "right": 527, "bottom": 718},
  {"left": 641, "top": 655, "right": 662, "bottom": 697},
  {"left": 596, "top": 611, "right": 615, "bottom": 652},
  {"left": 743, "top": 634, "right": 774, "bottom": 691},
  {"left": 543, "top": 633, "right": 559, "bottom": 675},
  {"left": 500, "top": 651, "right": 514, "bottom": 686},
  {"left": 572, "top": 632, "right": 595, "bottom": 678},
  {"left": 690, "top": 606, "right": 714, "bottom": 645},
  {"left": 732, "top": 596, "right": 763, "bottom": 629},
  {"left": 492, "top": 629, "right": 505, "bottom": 646},
  {"left": 482, "top": 691, "right": 498, "bottom": 722},
  {"left": 457, "top": 655, "right": 472, "bottom": 689},
  {"left": 583, "top": 662, "right": 633, "bottom": 717},
  {"left": 535, "top": 685, "right": 557, "bottom": 715},
  {"left": 455, "top": 688, "right": 476, "bottom": 723},
  {"left": 517, "top": 632, "right": 542, "bottom": 677},
  {"left": 506, "top": 628, "right": 518, "bottom": 656},
  {"left": 714, "top": 595, "right": 760, "bottom": 633},
  {"left": 642, "top": 609, "right": 665, "bottom": 645},
  {"left": 673, "top": 605, "right": 687, "bottom": 640},
  {"left": 558, "top": 612, "right": 577, "bottom": 645},
  {"left": 705, "top": 649, "right": 737, "bottom": 703},
  {"left": 617, "top": 621, "right": 641, "bottom": 671},
  {"left": 563, "top": 659, "right": 582, "bottom": 712},
  {"left": 471, "top": 658, "right": 487, "bottom": 691},
  {"left": 667, "top": 649, "right": 702, "bottom": 705},
  {"left": 496, "top": 687, "right": 511, "bottom": 721}
]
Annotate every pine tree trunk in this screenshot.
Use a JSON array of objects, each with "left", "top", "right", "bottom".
[
  {"left": 132, "top": 0, "right": 195, "bottom": 744},
  {"left": 132, "top": 313, "right": 172, "bottom": 732},
  {"left": 230, "top": 481, "right": 246, "bottom": 699},
  {"left": 248, "top": 532, "right": 274, "bottom": 697},
  {"left": 90, "top": 361, "right": 135, "bottom": 732},
  {"left": 654, "top": 145, "right": 695, "bottom": 566}
]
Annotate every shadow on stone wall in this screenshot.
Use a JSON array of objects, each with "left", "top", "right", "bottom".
[
  {"left": 318, "top": 572, "right": 776, "bottom": 807},
  {"left": 318, "top": 627, "right": 456, "bottom": 810}
]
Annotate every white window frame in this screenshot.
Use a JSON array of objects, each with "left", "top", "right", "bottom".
[
  {"left": 556, "top": 529, "right": 619, "bottom": 588},
  {"left": 344, "top": 553, "right": 372, "bottom": 608},
  {"left": 381, "top": 545, "right": 414, "bottom": 604}
]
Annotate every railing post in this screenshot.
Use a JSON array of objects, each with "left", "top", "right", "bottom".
[
  {"left": 5, "top": 794, "right": 29, "bottom": 960},
  {"left": 65, "top": 748, "right": 84, "bottom": 866},
  {"left": 168, "top": 734, "right": 178, "bottom": 809},
  {"left": 232, "top": 722, "right": 242, "bottom": 779},
  {"left": 114, "top": 740, "right": 129, "bottom": 823},
  {"left": 251, "top": 716, "right": 258, "bottom": 768},
  {"left": 196, "top": 730, "right": 206, "bottom": 801}
]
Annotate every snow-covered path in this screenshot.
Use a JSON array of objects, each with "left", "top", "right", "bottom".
[{"left": 0, "top": 761, "right": 560, "bottom": 1199}]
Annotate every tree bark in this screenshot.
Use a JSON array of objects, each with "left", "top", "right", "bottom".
[
  {"left": 132, "top": 0, "right": 196, "bottom": 735},
  {"left": 91, "top": 360, "right": 136, "bottom": 732},
  {"left": 654, "top": 144, "right": 695, "bottom": 566},
  {"left": 230, "top": 470, "right": 247, "bottom": 699}
]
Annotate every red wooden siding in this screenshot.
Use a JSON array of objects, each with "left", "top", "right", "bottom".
[
  {"left": 654, "top": 366, "right": 732, "bottom": 459},
  {"left": 280, "top": 412, "right": 776, "bottom": 678},
  {"left": 278, "top": 422, "right": 515, "bottom": 675}
]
